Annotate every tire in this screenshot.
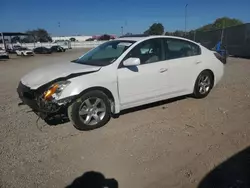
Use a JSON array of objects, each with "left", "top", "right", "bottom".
[
  {"left": 193, "top": 70, "right": 214, "bottom": 99},
  {"left": 68, "top": 90, "right": 111, "bottom": 131},
  {"left": 21, "top": 53, "right": 24, "bottom": 56}
]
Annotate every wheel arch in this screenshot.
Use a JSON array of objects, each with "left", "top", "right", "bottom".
[
  {"left": 194, "top": 69, "right": 215, "bottom": 89},
  {"left": 203, "top": 69, "right": 215, "bottom": 87},
  {"left": 78, "top": 86, "right": 116, "bottom": 113},
  {"left": 192, "top": 69, "right": 215, "bottom": 98}
]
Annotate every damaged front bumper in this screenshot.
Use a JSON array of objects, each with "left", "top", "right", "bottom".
[{"left": 17, "top": 82, "right": 74, "bottom": 119}]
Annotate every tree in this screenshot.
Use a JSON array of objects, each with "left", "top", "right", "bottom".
[
  {"left": 11, "top": 36, "right": 21, "bottom": 43},
  {"left": 26, "top": 28, "right": 52, "bottom": 42},
  {"left": 70, "top": 37, "right": 76, "bottom": 42},
  {"left": 172, "top": 30, "right": 185, "bottom": 37},
  {"left": 165, "top": 31, "right": 173, "bottom": 36},
  {"left": 197, "top": 17, "right": 243, "bottom": 32},
  {"left": 144, "top": 23, "right": 164, "bottom": 35},
  {"left": 197, "top": 24, "right": 213, "bottom": 32},
  {"left": 212, "top": 17, "right": 243, "bottom": 29}
]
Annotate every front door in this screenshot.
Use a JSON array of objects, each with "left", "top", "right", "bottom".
[{"left": 117, "top": 38, "right": 171, "bottom": 109}]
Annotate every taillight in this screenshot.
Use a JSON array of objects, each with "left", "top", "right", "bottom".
[{"left": 214, "top": 52, "right": 227, "bottom": 64}]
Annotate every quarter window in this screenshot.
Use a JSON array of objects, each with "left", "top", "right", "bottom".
[{"left": 163, "top": 39, "right": 201, "bottom": 60}]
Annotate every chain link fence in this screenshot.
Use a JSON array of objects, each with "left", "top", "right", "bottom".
[{"left": 186, "top": 23, "right": 250, "bottom": 57}]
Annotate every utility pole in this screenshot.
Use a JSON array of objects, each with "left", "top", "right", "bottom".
[
  {"left": 121, "top": 26, "right": 124, "bottom": 36},
  {"left": 58, "top": 22, "right": 61, "bottom": 41},
  {"left": 185, "top": 4, "right": 188, "bottom": 35}
]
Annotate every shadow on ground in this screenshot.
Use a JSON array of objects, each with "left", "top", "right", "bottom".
[
  {"left": 198, "top": 146, "right": 250, "bottom": 188},
  {"left": 66, "top": 171, "right": 118, "bottom": 188},
  {"left": 44, "top": 114, "right": 70, "bottom": 126},
  {"left": 117, "top": 95, "right": 188, "bottom": 117},
  {"left": 43, "top": 95, "right": 188, "bottom": 126}
]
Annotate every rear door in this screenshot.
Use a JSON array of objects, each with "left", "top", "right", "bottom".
[{"left": 162, "top": 38, "right": 202, "bottom": 94}]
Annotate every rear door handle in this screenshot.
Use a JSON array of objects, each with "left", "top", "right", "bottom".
[{"left": 159, "top": 68, "right": 168, "bottom": 73}]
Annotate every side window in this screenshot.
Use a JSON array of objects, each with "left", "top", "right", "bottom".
[
  {"left": 163, "top": 39, "right": 201, "bottom": 60},
  {"left": 124, "top": 39, "right": 163, "bottom": 65}
]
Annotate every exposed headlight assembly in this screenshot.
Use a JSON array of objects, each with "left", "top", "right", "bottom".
[{"left": 43, "top": 81, "right": 70, "bottom": 100}]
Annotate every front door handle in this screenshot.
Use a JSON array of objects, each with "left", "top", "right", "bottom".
[
  {"left": 159, "top": 68, "right": 168, "bottom": 73},
  {"left": 195, "top": 61, "right": 202, "bottom": 64}
]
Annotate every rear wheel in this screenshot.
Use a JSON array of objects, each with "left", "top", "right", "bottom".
[
  {"left": 68, "top": 90, "right": 111, "bottom": 131},
  {"left": 193, "top": 70, "right": 213, "bottom": 99}
]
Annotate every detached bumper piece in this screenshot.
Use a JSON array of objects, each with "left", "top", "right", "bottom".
[{"left": 17, "top": 82, "right": 63, "bottom": 119}]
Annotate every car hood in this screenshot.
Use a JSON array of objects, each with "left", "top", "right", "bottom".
[{"left": 21, "top": 62, "right": 101, "bottom": 89}]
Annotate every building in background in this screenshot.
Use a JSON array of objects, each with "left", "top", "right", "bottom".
[{"left": 52, "top": 35, "right": 92, "bottom": 42}]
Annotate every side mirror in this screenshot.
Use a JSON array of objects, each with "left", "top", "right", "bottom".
[{"left": 123, "top": 57, "right": 140, "bottom": 67}]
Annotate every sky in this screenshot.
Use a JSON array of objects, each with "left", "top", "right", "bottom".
[{"left": 2, "top": 0, "right": 250, "bottom": 36}]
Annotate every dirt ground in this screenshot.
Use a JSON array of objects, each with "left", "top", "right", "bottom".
[{"left": 0, "top": 49, "right": 250, "bottom": 188}]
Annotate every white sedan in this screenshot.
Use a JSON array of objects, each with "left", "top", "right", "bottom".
[
  {"left": 0, "top": 47, "right": 9, "bottom": 59},
  {"left": 16, "top": 47, "right": 34, "bottom": 56},
  {"left": 17, "top": 35, "right": 225, "bottom": 130}
]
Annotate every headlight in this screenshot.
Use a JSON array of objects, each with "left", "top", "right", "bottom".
[{"left": 43, "top": 81, "right": 70, "bottom": 100}]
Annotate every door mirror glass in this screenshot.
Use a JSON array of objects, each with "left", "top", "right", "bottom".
[{"left": 123, "top": 57, "right": 140, "bottom": 67}]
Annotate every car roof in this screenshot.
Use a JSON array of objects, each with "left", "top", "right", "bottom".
[
  {"left": 115, "top": 37, "right": 146, "bottom": 42},
  {"left": 115, "top": 35, "right": 199, "bottom": 44}
]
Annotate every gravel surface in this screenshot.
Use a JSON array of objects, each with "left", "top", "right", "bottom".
[{"left": 1, "top": 49, "right": 250, "bottom": 188}]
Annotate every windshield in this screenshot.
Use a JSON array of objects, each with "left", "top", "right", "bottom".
[{"left": 74, "top": 40, "right": 135, "bottom": 66}]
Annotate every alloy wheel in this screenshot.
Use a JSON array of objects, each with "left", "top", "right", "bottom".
[
  {"left": 198, "top": 75, "right": 211, "bottom": 95},
  {"left": 78, "top": 97, "right": 106, "bottom": 126}
]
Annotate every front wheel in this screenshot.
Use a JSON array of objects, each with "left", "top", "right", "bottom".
[
  {"left": 68, "top": 90, "right": 111, "bottom": 131},
  {"left": 193, "top": 70, "right": 214, "bottom": 99}
]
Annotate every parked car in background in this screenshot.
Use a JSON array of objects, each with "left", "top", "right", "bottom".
[
  {"left": 0, "top": 47, "right": 9, "bottom": 59},
  {"left": 50, "top": 45, "right": 66, "bottom": 52},
  {"left": 86, "top": 38, "right": 95, "bottom": 41},
  {"left": 33, "top": 47, "right": 52, "bottom": 54},
  {"left": 7, "top": 45, "right": 22, "bottom": 54},
  {"left": 98, "top": 34, "right": 115, "bottom": 41},
  {"left": 17, "top": 35, "right": 225, "bottom": 131},
  {"left": 16, "top": 47, "right": 34, "bottom": 56}
]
